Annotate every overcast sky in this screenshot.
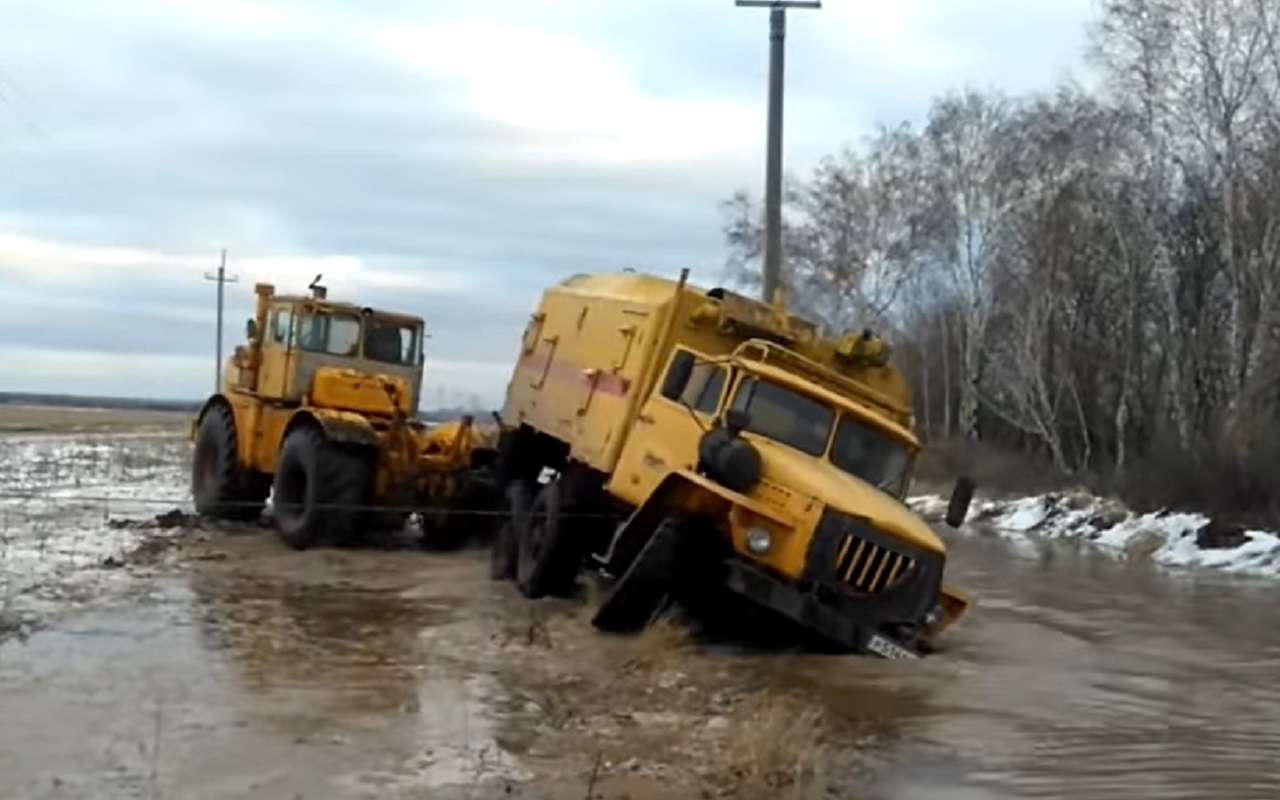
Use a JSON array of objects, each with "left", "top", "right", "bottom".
[{"left": 0, "top": 0, "right": 1094, "bottom": 407}]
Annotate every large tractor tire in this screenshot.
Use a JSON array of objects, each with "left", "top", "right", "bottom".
[
  {"left": 516, "top": 480, "right": 580, "bottom": 598},
  {"left": 490, "top": 481, "right": 531, "bottom": 581},
  {"left": 192, "top": 404, "right": 269, "bottom": 521},
  {"left": 591, "top": 517, "right": 683, "bottom": 633},
  {"left": 272, "top": 425, "right": 371, "bottom": 550}
]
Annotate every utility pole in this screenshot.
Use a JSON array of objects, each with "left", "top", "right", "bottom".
[
  {"left": 204, "top": 249, "right": 239, "bottom": 391},
  {"left": 735, "top": 0, "right": 820, "bottom": 304}
]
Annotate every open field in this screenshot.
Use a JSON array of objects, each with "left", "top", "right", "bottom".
[
  {"left": 2, "top": 422, "right": 1279, "bottom": 799},
  {"left": 0, "top": 404, "right": 193, "bottom": 435}
]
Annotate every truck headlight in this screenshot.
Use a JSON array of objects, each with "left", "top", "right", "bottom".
[{"left": 745, "top": 526, "right": 772, "bottom": 555}]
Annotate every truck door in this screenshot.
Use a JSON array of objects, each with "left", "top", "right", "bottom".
[
  {"left": 607, "top": 349, "right": 728, "bottom": 508},
  {"left": 257, "top": 304, "right": 294, "bottom": 399}
]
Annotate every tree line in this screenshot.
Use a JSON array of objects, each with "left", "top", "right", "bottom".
[{"left": 723, "top": 0, "right": 1280, "bottom": 517}]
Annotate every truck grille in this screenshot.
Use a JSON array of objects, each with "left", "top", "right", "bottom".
[{"left": 832, "top": 533, "right": 914, "bottom": 594}]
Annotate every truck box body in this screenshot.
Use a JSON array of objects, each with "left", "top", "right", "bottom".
[{"left": 501, "top": 272, "right": 913, "bottom": 475}]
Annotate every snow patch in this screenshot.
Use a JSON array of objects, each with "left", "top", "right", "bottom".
[{"left": 908, "top": 492, "right": 1280, "bottom": 579}]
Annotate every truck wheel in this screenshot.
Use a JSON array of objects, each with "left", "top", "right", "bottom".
[
  {"left": 591, "top": 517, "right": 683, "bottom": 633},
  {"left": 516, "top": 481, "right": 578, "bottom": 598},
  {"left": 192, "top": 404, "right": 267, "bottom": 521},
  {"left": 490, "top": 481, "right": 530, "bottom": 581},
  {"left": 272, "top": 426, "right": 371, "bottom": 550}
]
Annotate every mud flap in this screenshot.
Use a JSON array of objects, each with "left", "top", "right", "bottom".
[{"left": 591, "top": 519, "right": 681, "bottom": 633}]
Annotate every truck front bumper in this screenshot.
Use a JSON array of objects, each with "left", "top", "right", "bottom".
[{"left": 721, "top": 559, "right": 922, "bottom": 659}]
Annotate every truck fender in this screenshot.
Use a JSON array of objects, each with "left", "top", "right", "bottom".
[
  {"left": 285, "top": 408, "right": 379, "bottom": 447},
  {"left": 602, "top": 469, "right": 792, "bottom": 576}
]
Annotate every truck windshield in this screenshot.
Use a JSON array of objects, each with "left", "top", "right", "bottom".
[
  {"left": 297, "top": 312, "right": 361, "bottom": 356},
  {"left": 730, "top": 377, "right": 833, "bottom": 456},
  {"left": 364, "top": 318, "right": 419, "bottom": 365},
  {"left": 830, "top": 414, "right": 912, "bottom": 493}
]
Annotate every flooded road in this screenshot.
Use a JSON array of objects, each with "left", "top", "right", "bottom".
[{"left": 2, "top": 445, "right": 1279, "bottom": 799}]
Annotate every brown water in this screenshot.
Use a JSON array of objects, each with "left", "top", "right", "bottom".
[{"left": 1, "top": 526, "right": 1278, "bottom": 799}]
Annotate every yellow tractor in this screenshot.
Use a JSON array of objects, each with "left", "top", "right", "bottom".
[
  {"left": 489, "top": 270, "right": 974, "bottom": 658},
  {"left": 191, "top": 279, "right": 495, "bottom": 548}
]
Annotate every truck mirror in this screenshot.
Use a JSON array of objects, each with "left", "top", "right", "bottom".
[
  {"left": 946, "top": 476, "right": 976, "bottom": 528},
  {"left": 661, "top": 351, "right": 695, "bottom": 400},
  {"left": 245, "top": 318, "right": 257, "bottom": 339}
]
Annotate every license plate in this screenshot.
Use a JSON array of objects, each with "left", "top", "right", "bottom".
[{"left": 865, "top": 633, "right": 919, "bottom": 660}]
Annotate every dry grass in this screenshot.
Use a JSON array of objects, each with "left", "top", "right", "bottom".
[
  {"left": 614, "top": 613, "right": 695, "bottom": 675},
  {"left": 710, "top": 690, "right": 831, "bottom": 800}
]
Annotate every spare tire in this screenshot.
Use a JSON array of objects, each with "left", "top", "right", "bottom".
[{"left": 697, "top": 427, "right": 761, "bottom": 493}]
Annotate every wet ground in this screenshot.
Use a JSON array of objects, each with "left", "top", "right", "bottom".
[{"left": 2, "top": 426, "right": 1279, "bottom": 799}]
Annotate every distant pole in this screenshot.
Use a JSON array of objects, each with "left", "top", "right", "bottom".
[
  {"left": 203, "top": 249, "right": 239, "bottom": 391},
  {"left": 735, "top": 0, "right": 820, "bottom": 304}
]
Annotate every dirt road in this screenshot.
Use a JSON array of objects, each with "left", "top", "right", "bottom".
[{"left": 2, "top": 425, "right": 1279, "bottom": 799}]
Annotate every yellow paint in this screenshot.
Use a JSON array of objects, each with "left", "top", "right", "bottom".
[{"left": 311, "top": 368, "right": 410, "bottom": 417}]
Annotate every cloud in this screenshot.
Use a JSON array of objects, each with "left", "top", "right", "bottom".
[{"left": 0, "top": 0, "right": 1095, "bottom": 405}]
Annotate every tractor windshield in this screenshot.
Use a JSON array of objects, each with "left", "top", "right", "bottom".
[
  {"left": 829, "top": 414, "right": 913, "bottom": 495},
  {"left": 363, "top": 317, "right": 420, "bottom": 366},
  {"left": 730, "top": 376, "right": 833, "bottom": 456},
  {"left": 297, "top": 312, "right": 361, "bottom": 357}
]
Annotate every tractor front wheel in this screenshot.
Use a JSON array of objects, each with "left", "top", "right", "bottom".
[{"left": 272, "top": 426, "right": 371, "bottom": 550}]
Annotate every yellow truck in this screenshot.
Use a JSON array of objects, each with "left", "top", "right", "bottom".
[
  {"left": 191, "top": 279, "right": 495, "bottom": 549},
  {"left": 489, "top": 270, "right": 972, "bottom": 658}
]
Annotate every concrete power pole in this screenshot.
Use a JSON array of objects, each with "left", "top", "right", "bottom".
[
  {"left": 204, "top": 249, "right": 239, "bottom": 391},
  {"left": 735, "top": 0, "right": 820, "bottom": 304}
]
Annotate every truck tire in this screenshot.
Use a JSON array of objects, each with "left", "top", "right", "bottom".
[
  {"left": 272, "top": 426, "right": 371, "bottom": 550},
  {"left": 591, "top": 517, "right": 683, "bottom": 633},
  {"left": 516, "top": 481, "right": 578, "bottom": 598},
  {"left": 192, "top": 404, "right": 268, "bottom": 521},
  {"left": 490, "top": 481, "right": 530, "bottom": 581}
]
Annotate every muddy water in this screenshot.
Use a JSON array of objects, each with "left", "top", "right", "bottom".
[
  {"left": 863, "top": 531, "right": 1280, "bottom": 799},
  {"left": 1, "top": 524, "right": 1278, "bottom": 799}
]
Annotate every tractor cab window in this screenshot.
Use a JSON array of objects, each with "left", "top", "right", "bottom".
[
  {"left": 830, "top": 415, "right": 913, "bottom": 495},
  {"left": 730, "top": 377, "right": 833, "bottom": 456},
  {"left": 297, "top": 312, "right": 361, "bottom": 357},
  {"left": 680, "top": 363, "right": 726, "bottom": 415},
  {"left": 364, "top": 318, "right": 420, "bottom": 366},
  {"left": 272, "top": 307, "right": 293, "bottom": 344}
]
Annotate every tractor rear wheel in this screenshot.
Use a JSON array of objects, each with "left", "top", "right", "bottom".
[
  {"left": 516, "top": 480, "right": 579, "bottom": 598},
  {"left": 272, "top": 426, "right": 371, "bottom": 550},
  {"left": 192, "top": 404, "right": 268, "bottom": 521}
]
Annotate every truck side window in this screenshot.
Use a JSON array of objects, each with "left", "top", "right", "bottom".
[
  {"left": 680, "top": 364, "right": 726, "bottom": 415},
  {"left": 272, "top": 308, "right": 293, "bottom": 344}
]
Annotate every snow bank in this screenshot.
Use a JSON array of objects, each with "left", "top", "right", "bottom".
[{"left": 909, "top": 491, "right": 1280, "bottom": 579}]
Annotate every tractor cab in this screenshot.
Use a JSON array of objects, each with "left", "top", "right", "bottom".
[{"left": 230, "top": 279, "right": 426, "bottom": 416}]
